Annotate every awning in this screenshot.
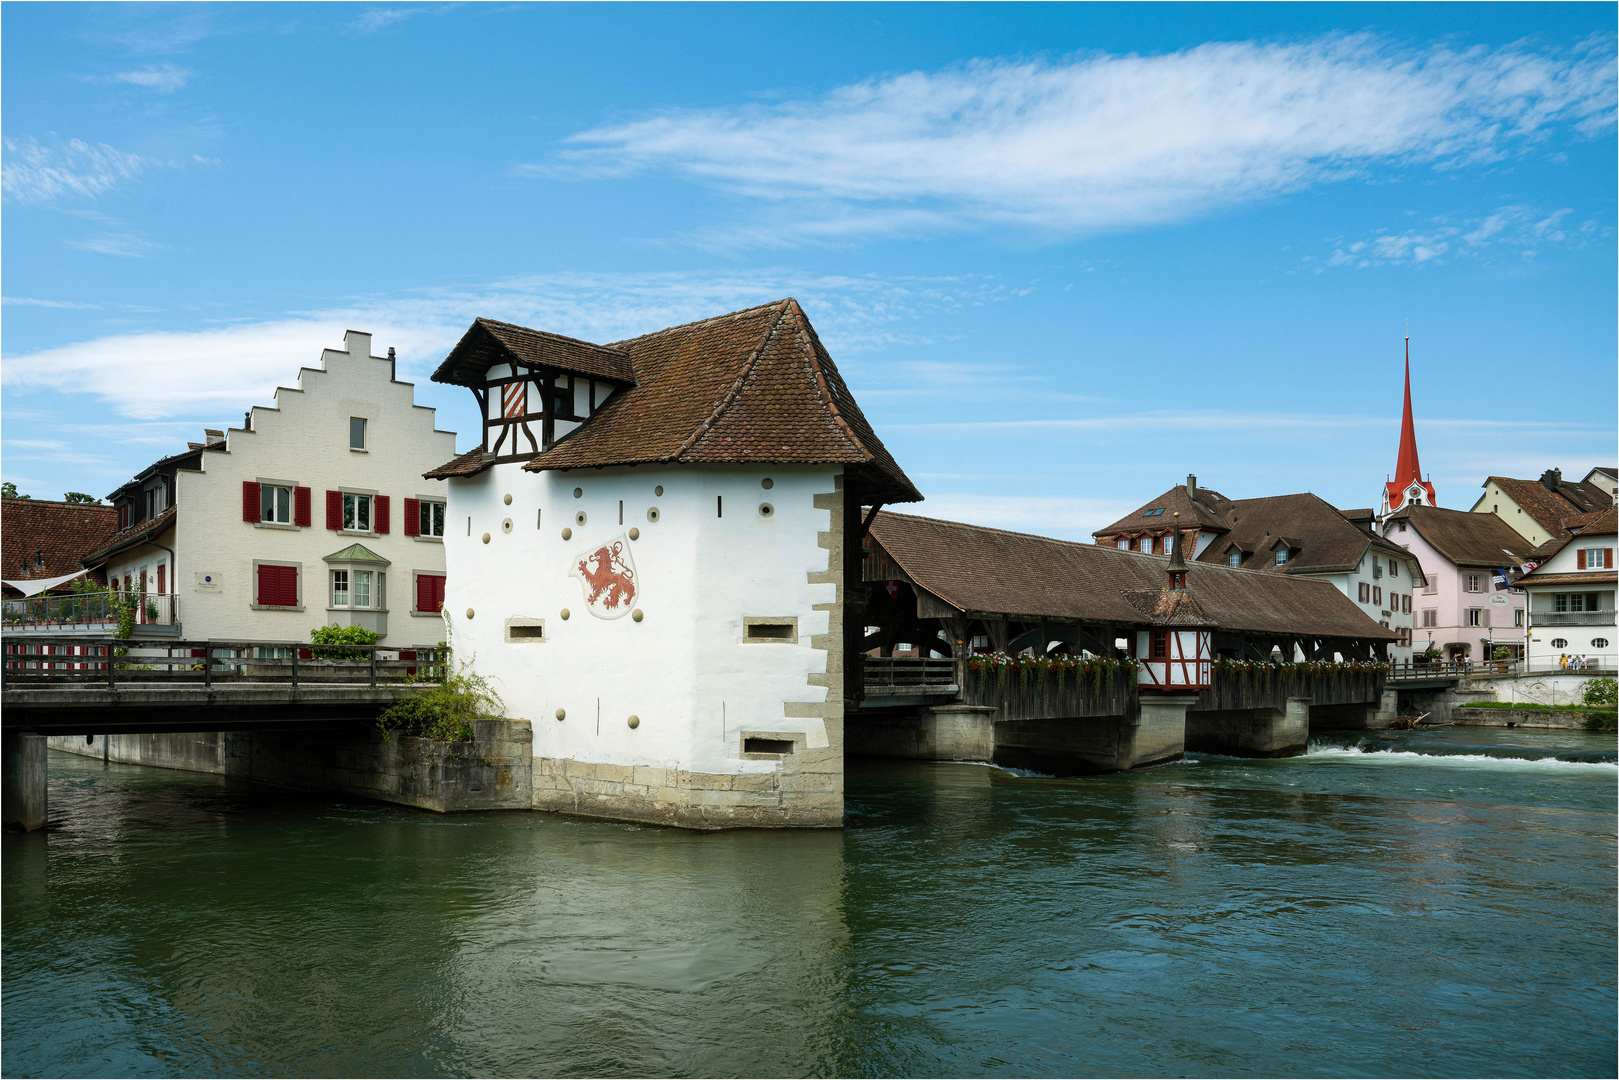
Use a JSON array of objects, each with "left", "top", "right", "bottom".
[{"left": 1, "top": 566, "right": 95, "bottom": 597}]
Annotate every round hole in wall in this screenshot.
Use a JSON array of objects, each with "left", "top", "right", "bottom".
[
  {"left": 646, "top": 507, "right": 660, "bottom": 523},
  {"left": 503, "top": 493, "right": 512, "bottom": 505},
  {"left": 561, "top": 608, "right": 571, "bottom": 620},
  {"left": 632, "top": 608, "right": 644, "bottom": 622},
  {"left": 501, "top": 517, "right": 513, "bottom": 533},
  {"left": 561, "top": 527, "right": 572, "bottom": 540},
  {"left": 761, "top": 478, "right": 774, "bottom": 490},
  {"left": 573, "top": 487, "right": 583, "bottom": 499},
  {"left": 759, "top": 502, "right": 774, "bottom": 518},
  {"left": 575, "top": 510, "right": 587, "bottom": 526},
  {"left": 628, "top": 527, "right": 640, "bottom": 541},
  {"left": 465, "top": 608, "right": 475, "bottom": 620},
  {"left": 481, "top": 532, "right": 491, "bottom": 544},
  {"left": 654, "top": 485, "right": 663, "bottom": 497},
  {"left": 555, "top": 708, "right": 566, "bottom": 721},
  {"left": 627, "top": 714, "right": 640, "bottom": 729}
]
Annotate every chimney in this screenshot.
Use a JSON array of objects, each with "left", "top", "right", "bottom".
[
  {"left": 388, "top": 346, "right": 397, "bottom": 381},
  {"left": 244, "top": 410, "right": 253, "bottom": 431},
  {"left": 1540, "top": 468, "right": 1562, "bottom": 492},
  {"left": 1186, "top": 474, "right": 1197, "bottom": 501}
]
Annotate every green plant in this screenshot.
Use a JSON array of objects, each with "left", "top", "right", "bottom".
[
  {"left": 377, "top": 659, "right": 502, "bottom": 743},
  {"left": 1492, "top": 646, "right": 1514, "bottom": 661},
  {"left": 114, "top": 587, "right": 137, "bottom": 640},
  {"left": 144, "top": 601, "right": 160, "bottom": 621},
  {"left": 1583, "top": 677, "right": 1618, "bottom": 708},
  {"left": 309, "top": 623, "right": 380, "bottom": 660},
  {"left": 63, "top": 492, "right": 102, "bottom": 505},
  {"left": 1583, "top": 712, "right": 1617, "bottom": 732},
  {"left": 1, "top": 482, "right": 29, "bottom": 500}
]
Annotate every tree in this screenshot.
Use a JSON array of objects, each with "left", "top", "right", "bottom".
[
  {"left": 63, "top": 492, "right": 102, "bottom": 505},
  {"left": 1, "top": 482, "right": 30, "bottom": 500}
]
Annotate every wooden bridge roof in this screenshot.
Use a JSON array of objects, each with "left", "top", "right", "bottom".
[{"left": 867, "top": 510, "right": 1397, "bottom": 642}]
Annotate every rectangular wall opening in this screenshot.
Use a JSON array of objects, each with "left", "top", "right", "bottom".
[
  {"left": 743, "top": 616, "right": 799, "bottom": 644},
  {"left": 743, "top": 737, "right": 795, "bottom": 755},
  {"left": 505, "top": 619, "right": 546, "bottom": 643}
]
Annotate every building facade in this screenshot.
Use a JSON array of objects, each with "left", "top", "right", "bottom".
[
  {"left": 82, "top": 331, "right": 457, "bottom": 648},
  {"left": 426, "top": 300, "right": 921, "bottom": 829},
  {"left": 1470, "top": 469, "right": 1613, "bottom": 548},
  {"left": 1519, "top": 508, "right": 1616, "bottom": 672}
]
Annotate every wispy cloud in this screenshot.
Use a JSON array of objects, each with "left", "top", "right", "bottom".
[
  {"left": 529, "top": 34, "right": 1617, "bottom": 245},
  {"left": 2, "top": 137, "right": 151, "bottom": 205},
  {"left": 65, "top": 232, "right": 164, "bottom": 258},
  {"left": 89, "top": 64, "right": 193, "bottom": 92},
  {"left": 2, "top": 296, "right": 103, "bottom": 309},
  {"left": 349, "top": 5, "right": 455, "bottom": 33},
  {"left": 0, "top": 270, "right": 1021, "bottom": 419},
  {"left": 1314, "top": 205, "right": 1610, "bottom": 269}
]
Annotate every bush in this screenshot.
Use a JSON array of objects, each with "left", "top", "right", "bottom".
[
  {"left": 376, "top": 661, "right": 501, "bottom": 742},
  {"left": 1583, "top": 677, "right": 1618, "bottom": 708},
  {"left": 309, "top": 623, "right": 380, "bottom": 660}
]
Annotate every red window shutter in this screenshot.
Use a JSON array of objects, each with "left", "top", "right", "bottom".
[
  {"left": 1577, "top": 549, "right": 1586, "bottom": 569},
  {"left": 418, "top": 573, "right": 445, "bottom": 613},
  {"left": 294, "top": 486, "right": 311, "bottom": 527},
  {"left": 404, "top": 498, "right": 420, "bottom": 537},
  {"left": 242, "top": 481, "right": 261, "bottom": 522},
  {"left": 257, "top": 563, "right": 274, "bottom": 605},
  {"left": 257, "top": 564, "right": 298, "bottom": 606},
  {"left": 326, "top": 490, "right": 342, "bottom": 531},
  {"left": 1607, "top": 549, "right": 1614, "bottom": 569},
  {"left": 190, "top": 648, "right": 205, "bottom": 658},
  {"left": 375, "top": 495, "right": 390, "bottom": 535}
]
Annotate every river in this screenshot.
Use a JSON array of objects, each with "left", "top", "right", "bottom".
[{"left": 4, "top": 729, "right": 1615, "bottom": 1078}]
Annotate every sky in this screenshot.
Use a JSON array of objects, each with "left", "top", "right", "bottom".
[{"left": 3, "top": 2, "right": 1615, "bottom": 538}]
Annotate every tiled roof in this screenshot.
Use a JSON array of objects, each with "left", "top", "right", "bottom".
[
  {"left": 1519, "top": 571, "right": 1617, "bottom": 588},
  {"left": 427, "top": 300, "right": 921, "bottom": 504},
  {"left": 423, "top": 448, "right": 488, "bottom": 480},
  {"left": 1094, "top": 482, "right": 1234, "bottom": 538},
  {"left": 432, "top": 318, "right": 636, "bottom": 387},
  {"left": 1194, "top": 492, "right": 1413, "bottom": 576},
  {"left": 81, "top": 505, "right": 178, "bottom": 566},
  {"left": 1, "top": 499, "right": 118, "bottom": 587},
  {"left": 1565, "top": 507, "right": 1617, "bottom": 536},
  {"left": 1487, "top": 475, "right": 1613, "bottom": 540},
  {"left": 1385, "top": 504, "right": 1538, "bottom": 568},
  {"left": 869, "top": 510, "right": 1396, "bottom": 641}
]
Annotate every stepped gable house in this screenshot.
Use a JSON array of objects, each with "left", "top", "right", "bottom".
[
  {"left": 425, "top": 299, "right": 921, "bottom": 830},
  {"left": 1471, "top": 468, "right": 1615, "bottom": 549},
  {"left": 1, "top": 499, "right": 117, "bottom": 595},
  {"left": 83, "top": 331, "right": 457, "bottom": 646}
]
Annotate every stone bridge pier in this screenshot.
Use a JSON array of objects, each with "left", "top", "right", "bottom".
[
  {"left": 3, "top": 732, "right": 47, "bottom": 832},
  {"left": 1184, "top": 697, "right": 1312, "bottom": 758}
]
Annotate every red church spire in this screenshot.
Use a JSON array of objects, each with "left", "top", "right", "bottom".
[{"left": 1384, "top": 335, "right": 1437, "bottom": 515}]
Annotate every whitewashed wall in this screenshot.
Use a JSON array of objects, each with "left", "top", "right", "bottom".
[
  {"left": 164, "top": 331, "right": 457, "bottom": 646},
  {"left": 442, "top": 462, "right": 838, "bottom": 777}
]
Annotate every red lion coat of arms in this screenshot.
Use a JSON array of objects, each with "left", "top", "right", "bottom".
[{"left": 569, "top": 534, "right": 638, "bottom": 619}]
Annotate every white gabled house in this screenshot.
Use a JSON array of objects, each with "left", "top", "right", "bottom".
[
  {"left": 84, "top": 331, "right": 458, "bottom": 651},
  {"left": 424, "top": 301, "right": 922, "bottom": 830},
  {"left": 1518, "top": 507, "right": 1616, "bottom": 672}
]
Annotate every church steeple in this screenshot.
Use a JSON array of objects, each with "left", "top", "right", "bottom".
[{"left": 1381, "top": 335, "right": 1437, "bottom": 521}]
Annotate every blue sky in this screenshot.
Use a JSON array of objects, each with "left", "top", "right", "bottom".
[{"left": 3, "top": 2, "right": 1614, "bottom": 537}]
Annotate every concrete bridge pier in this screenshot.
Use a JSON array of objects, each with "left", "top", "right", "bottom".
[
  {"left": 991, "top": 694, "right": 1196, "bottom": 775},
  {"left": 1185, "top": 697, "right": 1312, "bottom": 758},
  {"left": 3, "top": 732, "right": 47, "bottom": 832}
]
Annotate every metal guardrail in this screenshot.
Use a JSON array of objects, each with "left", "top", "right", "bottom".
[
  {"left": 1386, "top": 658, "right": 1616, "bottom": 681},
  {"left": 2, "top": 590, "right": 179, "bottom": 631},
  {"left": 863, "top": 656, "right": 958, "bottom": 696},
  {"left": 1527, "top": 611, "right": 1617, "bottom": 627},
  {"left": 2, "top": 637, "right": 445, "bottom": 689}
]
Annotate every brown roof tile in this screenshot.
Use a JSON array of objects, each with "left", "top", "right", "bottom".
[
  {"left": 1195, "top": 492, "right": 1414, "bottom": 576},
  {"left": 1386, "top": 504, "right": 1539, "bottom": 568},
  {"left": 433, "top": 317, "right": 636, "bottom": 387},
  {"left": 2, "top": 499, "right": 118, "bottom": 588},
  {"left": 1565, "top": 507, "right": 1617, "bottom": 535},
  {"left": 81, "top": 505, "right": 178, "bottom": 566},
  {"left": 1094, "top": 481, "right": 1234, "bottom": 538},
  {"left": 1519, "top": 571, "right": 1616, "bottom": 587},
  {"left": 870, "top": 509, "right": 1397, "bottom": 641},
  {"left": 1487, "top": 474, "right": 1613, "bottom": 540}
]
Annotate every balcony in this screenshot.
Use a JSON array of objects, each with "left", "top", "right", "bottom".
[
  {"left": 2, "top": 591, "right": 180, "bottom": 637},
  {"left": 1530, "top": 610, "right": 1616, "bottom": 627}
]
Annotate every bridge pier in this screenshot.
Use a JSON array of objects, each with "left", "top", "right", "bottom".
[
  {"left": 991, "top": 694, "right": 1195, "bottom": 775},
  {"left": 3, "top": 732, "right": 47, "bottom": 832},
  {"left": 1185, "top": 697, "right": 1311, "bottom": 758}
]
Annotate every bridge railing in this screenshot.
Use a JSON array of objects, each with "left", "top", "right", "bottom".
[
  {"left": 2, "top": 637, "right": 446, "bottom": 689},
  {"left": 862, "top": 656, "right": 958, "bottom": 697}
]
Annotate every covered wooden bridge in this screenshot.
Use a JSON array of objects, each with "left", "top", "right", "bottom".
[{"left": 850, "top": 511, "right": 1398, "bottom": 773}]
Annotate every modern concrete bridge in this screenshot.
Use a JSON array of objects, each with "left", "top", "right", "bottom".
[{"left": 3, "top": 636, "right": 440, "bottom": 832}]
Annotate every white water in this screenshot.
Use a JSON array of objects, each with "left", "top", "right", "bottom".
[{"left": 1303, "top": 742, "right": 1618, "bottom": 774}]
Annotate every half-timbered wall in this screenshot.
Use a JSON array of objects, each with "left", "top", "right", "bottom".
[
  {"left": 1136, "top": 628, "right": 1211, "bottom": 690},
  {"left": 481, "top": 362, "right": 618, "bottom": 461}
]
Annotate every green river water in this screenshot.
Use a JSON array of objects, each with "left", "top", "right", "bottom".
[{"left": 3, "top": 729, "right": 1615, "bottom": 1078}]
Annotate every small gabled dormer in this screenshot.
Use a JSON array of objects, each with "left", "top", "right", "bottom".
[{"left": 431, "top": 318, "right": 636, "bottom": 465}]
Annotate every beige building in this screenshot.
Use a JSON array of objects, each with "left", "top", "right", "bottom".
[
  {"left": 1470, "top": 469, "right": 1613, "bottom": 549},
  {"left": 84, "top": 331, "right": 458, "bottom": 650}
]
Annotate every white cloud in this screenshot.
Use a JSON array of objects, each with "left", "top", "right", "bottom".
[
  {"left": 65, "top": 232, "right": 164, "bottom": 258},
  {"left": 2, "top": 296, "right": 103, "bottom": 309},
  {"left": 533, "top": 34, "right": 1616, "bottom": 244},
  {"left": 1316, "top": 204, "right": 1602, "bottom": 269},
  {"left": 0, "top": 270, "right": 1021, "bottom": 419},
  {"left": 2, "top": 137, "right": 150, "bottom": 204},
  {"left": 107, "top": 64, "right": 192, "bottom": 93}
]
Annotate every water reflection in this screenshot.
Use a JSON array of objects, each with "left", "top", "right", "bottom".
[{"left": 5, "top": 738, "right": 1615, "bottom": 1078}]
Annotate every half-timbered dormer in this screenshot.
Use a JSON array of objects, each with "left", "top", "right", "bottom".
[
  {"left": 1128, "top": 517, "right": 1214, "bottom": 692},
  {"left": 431, "top": 318, "right": 637, "bottom": 465}
]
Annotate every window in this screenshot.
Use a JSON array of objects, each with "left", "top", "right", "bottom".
[
  {"left": 416, "top": 573, "right": 446, "bottom": 614},
  {"left": 1555, "top": 593, "right": 1586, "bottom": 613},
  {"left": 1403, "top": 595, "right": 1411, "bottom": 613},
  {"left": 1389, "top": 561, "right": 1398, "bottom": 578},
  {"left": 332, "top": 569, "right": 349, "bottom": 607},
  {"left": 1594, "top": 638, "right": 1610, "bottom": 649},
  {"left": 1514, "top": 609, "right": 1524, "bottom": 627},
  {"left": 1465, "top": 574, "right": 1483, "bottom": 593},
  {"left": 1422, "top": 608, "right": 1437, "bottom": 628},
  {"left": 1467, "top": 608, "right": 1483, "bottom": 627},
  {"left": 343, "top": 493, "right": 372, "bottom": 532},
  {"left": 255, "top": 563, "right": 299, "bottom": 607},
  {"left": 1578, "top": 547, "right": 1612, "bottom": 570},
  {"left": 331, "top": 569, "right": 384, "bottom": 609},
  {"left": 419, "top": 500, "right": 444, "bottom": 537},
  {"left": 1359, "top": 583, "right": 1369, "bottom": 602},
  {"left": 1117, "top": 539, "right": 1128, "bottom": 550},
  {"left": 1227, "top": 551, "right": 1241, "bottom": 567},
  {"left": 1551, "top": 637, "right": 1568, "bottom": 649},
  {"left": 1275, "top": 549, "right": 1287, "bottom": 566},
  {"left": 350, "top": 417, "right": 368, "bottom": 450},
  {"left": 1150, "top": 630, "right": 1169, "bottom": 659},
  {"left": 261, "top": 484, "right": 293, "bottom": 524},
  {"left": 1373, "top": 586, "right": 1382, "bottom": 606}
]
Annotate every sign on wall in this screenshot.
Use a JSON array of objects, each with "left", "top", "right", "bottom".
[{"left": 570, "top": 535, "right": 639, "bottom": 619}]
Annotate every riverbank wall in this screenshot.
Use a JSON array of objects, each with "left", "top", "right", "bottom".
[
  {"left": 1450, "top": 707, "right": 1611, "bottom": 730},
  {"left": 46, "top": 718, "right": 533, "bottom": 811}
]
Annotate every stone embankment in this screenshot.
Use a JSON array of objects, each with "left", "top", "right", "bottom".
[{"left": 1450, "top": 707, "right": 1608, "bottom": 730}]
